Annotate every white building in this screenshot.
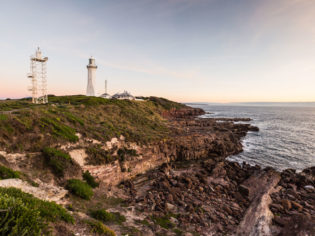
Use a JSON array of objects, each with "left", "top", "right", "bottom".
[{"left": 112, "top": 91, "right": 135, "bottom": 100}]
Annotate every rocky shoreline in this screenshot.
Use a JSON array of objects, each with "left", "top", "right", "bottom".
[{"left": 115, "top": 107, "right": 314, "bottom": 235}]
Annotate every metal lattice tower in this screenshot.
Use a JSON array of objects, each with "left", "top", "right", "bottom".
[
  {"left": 86, "top": 57, "right": 97, "bottom": 96},
  {"left": 27, "top": 47, "right": 48, "bottom": 104}
]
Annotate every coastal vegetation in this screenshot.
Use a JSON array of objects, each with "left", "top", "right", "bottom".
[
  {"left": 82, "top": 170, "right": 99, "bottom": 188},
  {"left": 85, "top": 144, "right": 115, "bottom": 165},
  {"left": 0, "top": 95, "right": 185, "bottom": 152},
  {"left": 0, "top": 187, "right": 73, "bottom": 235},
  {"left": 66, "top": 179, "right": 94, "bottom": 200},
  {"left": 85, "top": 220, "right": 116, "bottom": 236},
  {"left": 90, "top": 209, "right": 126, "bottom": 225},
  {"left": 0, "top": 165, "right": 20, "bottom": 179},
  {"left": 42, "top": 147, "right": 77, "bottom": 177}
]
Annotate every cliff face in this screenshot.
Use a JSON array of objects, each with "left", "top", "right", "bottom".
[{"left": 70, "top": 114, "right": 256, "bottom": 187}]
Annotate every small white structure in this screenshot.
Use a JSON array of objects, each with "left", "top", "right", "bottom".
[
  {"left": 27, "top": 47, "right": 48, "bottom": 104},
  {"left": 112, "top": 91, "right": 135, "bottom": 100},
  {"left": 86, "top": 57, "right": 97, "bottom": 96},
  {"left": 100, "top": 80, "right": 111, "bottom": 99}
]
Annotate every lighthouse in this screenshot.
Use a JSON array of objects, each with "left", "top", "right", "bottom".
[{"left": 86, "top": 57, "right": 97, "bottom": 96}]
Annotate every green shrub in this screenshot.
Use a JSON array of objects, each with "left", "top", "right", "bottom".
[
  {"left": 0, "top": 187, "right": 74, "bottom": 235},
  {"left": 86, "top": 220, "right": 116, "bottom": 236},
  {"left": 0, "top": 193, "right": 45, "bottom": 235},
  {"left": 42, "top": 147, "right": 72, "bottom": 176},
  {"left": 0, "top": 165, "right": 20, "bottom": 179},
  {"left": 66, "top": 179, "right": 93, "bottom": 200},
  {"left": 83, "top": 171, "right": 99, "bottom": 188},
  {"left": 86, "top": 145, "right": 115, "bottom": 165},
  {"left": 0, "top": 187, "right": 73, "bottom": 223},
  {"left": 90, "top": 209, "right": 126, "bottom": 224},
  {"left": 0, "top": 114, "right": 8, "bottom": 121},
  {"left": 117, "top": 148, "right": 137, "bottom": 160}
]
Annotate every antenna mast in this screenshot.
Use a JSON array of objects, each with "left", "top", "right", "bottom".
[{"left": 27, "top": 47, "right": 48, "bottom": 104}]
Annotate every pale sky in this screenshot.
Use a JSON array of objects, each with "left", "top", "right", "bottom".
[{"left": 0, "top": 0, "right": 315, "bottom": 102}]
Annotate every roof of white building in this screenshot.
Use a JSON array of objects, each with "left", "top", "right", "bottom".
[{"left": 112, "top": 91, "right": 135, "bottom": 99}]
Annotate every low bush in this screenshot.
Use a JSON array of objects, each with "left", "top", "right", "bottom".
[
  {"left": 117, "top": 148, "right": 137, "bottom": 160},
  {"left": 0, "top": 187, "right": 74, "bottom": 235},
  {"left": 66, "top": 179, "right": 93, "bottom": 200},
  {"left": 90, "top": 209, "right": 126, "bottom": 224},
  {"left": 0, "top": 165, "right": 20, "bottom": 179},
  {"left": 86, "top": 220, "right": 116, "bottom": 236},
  {"left": 151, "top": 215, "right": 175, "bottom": 229},
  {"left": 148, "top": 96, "right": 186, "bottom": 110},
  {"left": 42, "top": 147, "right": 73, "bottom": 176},
  {"left": 83, "top": 171, "right": 99, "bottom": 188},
  {"left": 86, "top": 145, "right": 115, "bottom": 165},
  {"left": 0, "top": 193, "right": 45, "bottom": 235}
]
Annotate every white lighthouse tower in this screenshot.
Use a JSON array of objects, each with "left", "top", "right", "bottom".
[{"left": 86, "top": 57, "right": 97, "bottom": 96}]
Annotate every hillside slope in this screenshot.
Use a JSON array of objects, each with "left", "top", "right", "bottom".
[{"left": 0, "top": 96, "right": 191, "bottom": 152}]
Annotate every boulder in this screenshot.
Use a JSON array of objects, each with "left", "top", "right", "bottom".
[
  {"left": 291, "top": 201, "right": 303, "bottom": 212},
  {"left": 281, "top": 199, "right": 292, "bottom": 210}
]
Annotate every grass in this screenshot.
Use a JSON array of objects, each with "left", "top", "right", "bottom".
[
  {"left": 0, "top": 95, "right": 186, "bottom": 152},
  {"left": 66, "top": 179, "right": 93, "bottom": 200},
  {"left": 0, "top": 187, "right": 73, "bottom": 235},
  {"left": 0, "top": 165, "right": 20, "bottom": 179},
  {"left": 83, "top": 170, "right": 99, "bottom": 188},
  {"left": 90, "top": 209, "right": 126, "bottom": 225},
  {"left": 40, "top": 117, "right": 78, "bottom": 142},
  {"left": 0, "top": 98, "right": 34, "bottom": 111}
]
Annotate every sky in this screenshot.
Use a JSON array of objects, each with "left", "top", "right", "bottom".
[{"left": 0, "top": 0, "right": 315, "bottom": 103}]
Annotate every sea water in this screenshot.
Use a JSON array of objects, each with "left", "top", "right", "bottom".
[{"left": 188, "top": 103, "right": 315, "bottom": 171}]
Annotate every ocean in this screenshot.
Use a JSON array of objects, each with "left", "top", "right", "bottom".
[{"left": 188, "top": 103, "right": 315, "bottom": 171}]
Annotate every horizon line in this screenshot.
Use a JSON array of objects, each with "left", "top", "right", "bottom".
[{"left": 1, "top": 94, "right": 315, "bottom": 105}]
